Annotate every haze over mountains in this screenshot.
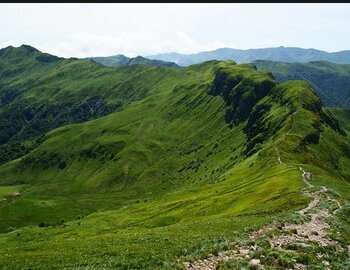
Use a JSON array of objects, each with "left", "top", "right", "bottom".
[
  {"left": 147, "top": 46, "right": 350, "bottom": 66},
  {"left": 0, "top": 44, "right": 350, "bottom": 269}
]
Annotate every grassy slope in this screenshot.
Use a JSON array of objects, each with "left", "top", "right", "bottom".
[
  {"left": 0, "top": 45, "right": 181, "bottom": 165},
  {"left": 1, "top": 61, "right": 298, "bottom": 230},
  {"left": 330, "top": 107, "right": 350, "bottom": 133},
  {"left": 254, "top": 60, "right": 350, "bottom": 108},
  {"left": 0, "top": 55, "right": 349, "bottom": 268}
]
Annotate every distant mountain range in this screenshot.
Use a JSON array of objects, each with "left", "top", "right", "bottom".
[
  {"left": 147, "top": 46, "right": 350, "bottom": 66},
  {"left": 253, "top": 60, "right": 350, "bottom": 108},
  {"left": 88, "top": 54, "right": 178, "bottom": 67}
]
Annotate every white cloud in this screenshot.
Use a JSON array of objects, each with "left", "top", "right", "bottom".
[
  {"left": 1, "top": 3, "right": 350, "bottom": 57},
  {"left": 1, "top": 40, "right": 22, "bottom": 48},
  {"left": 33, "top": 29, "right": 229, "bottom": 58}
]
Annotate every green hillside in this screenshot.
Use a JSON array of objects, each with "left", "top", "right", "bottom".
[
  {"left": 330, "top": 108, "right": 350, "bottom": 133},
  {"left": 254, "top": 60, "right": 350, "bottom": 108},
  {"left": 0, "top": 46, "right": 349, "bottom": 269},
  {"left": 0, "top": 45, "right": 180, "bottom": 165}
]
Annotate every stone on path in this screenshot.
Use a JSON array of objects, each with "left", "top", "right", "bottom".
[{"left": 249, "top": 258, "right": 261, "bottom": 266}]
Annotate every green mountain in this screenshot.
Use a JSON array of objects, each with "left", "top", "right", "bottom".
[
  {"left": 0, "top": 45, "right": 349, "bottom": 269},
  {"left": 254, "top": 60, "right": 350, "bottom": 108},
  {"left": 0, "top": 45, "right": 178, "bottom": 165},
  {"left": 330, "top": 107, "right": 350, "bottom": 133},
  {"left": 89, "top": 54, "right": 179, "bottom": 67},
  {"left": 147, "top": 46, "right": 350, "bottom": 66}
]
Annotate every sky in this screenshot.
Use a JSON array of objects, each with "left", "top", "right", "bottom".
[{"left": 1, "top": 3, "right": 350, "bottom": 58}]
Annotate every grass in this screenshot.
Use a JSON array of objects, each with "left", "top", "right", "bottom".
[
  {"left": 0, "top": 185, "right": 23, "bottom": 199},
  {"left": 0, "top": 46, "right": 349, "bottom": 268},
  {"left": 329, "top": 107, "right": 350, "bottom": 134},
  {"left": 254, "top": 60, "right": 350, "bottom": 108}
]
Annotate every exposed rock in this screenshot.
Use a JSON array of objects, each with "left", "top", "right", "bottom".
[
  {"left": 239, "top": 248, "right": 250, "bottom": 255},
  {"left": 249, "top": 258, "right": 261, "bottom": 266}
]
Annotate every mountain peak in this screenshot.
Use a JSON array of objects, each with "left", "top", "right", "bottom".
[
  {"left": 89, "top": 54, "right": 178, "bottom": 67},
  {"left": 0, "top": 44, "right": 40, "bottom": 58},
  {"left": 19, "top": 44, "right": 39, "bottom": 53},
  {"left": 0, "top": 44, "right": 62, "bottom": 69}
]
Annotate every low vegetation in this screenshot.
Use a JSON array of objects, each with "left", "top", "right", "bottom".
[{"left": 0, "top": 45, "right": 349, "bottom": 269}]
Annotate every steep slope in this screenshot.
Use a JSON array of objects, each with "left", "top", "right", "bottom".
[
  {"left": 0, "top": 45, "right": 179, "bottom": 165},
  {"left": 89, "top": 54, "right": 179, "bottom": 67},
  {"left": 330, "top": 108, "right": 350, "bottom": 133},
  {"left": 0, "top": 60, "right": 280, "bottom": 230},
  {"left": 147, "top": 46, "right": 350, "bottom": 66},
  {"left": 0, "top": 49, "right": 349, "bottom": 269},
  {"left": 254, "top": 60, "right": 350, "bottom": 108}
]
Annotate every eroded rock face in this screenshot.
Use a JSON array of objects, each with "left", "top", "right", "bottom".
[{"left": 208, "top": 68, "right": 276, "bottom": 126}]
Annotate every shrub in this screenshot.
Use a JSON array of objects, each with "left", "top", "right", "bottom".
[{"left": 38, "top": 221, "right": 48, "bottom": 228}]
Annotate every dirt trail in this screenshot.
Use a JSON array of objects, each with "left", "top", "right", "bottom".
[
  {"left": 184, "top": 144, "right": 345, "bottom": 270},
  {"left": 269, "top": 167, "right": 341, "bottom": 250},
  {"left": 183, "top": 112, "right": 346, "bottom": 269}
]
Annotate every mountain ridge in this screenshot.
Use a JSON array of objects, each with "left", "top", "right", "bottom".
[
  {"left": 88, "top": 54, "right": 179, "bottom": 67},
  {"left": 147, "top": 46, "right": 350, "bottom": 66},
  {"left": 0, "top": 45, "right": 349, "bottom": 269},
  {"left": 253, "top": 60, "right": 350, "bottom": 108}
]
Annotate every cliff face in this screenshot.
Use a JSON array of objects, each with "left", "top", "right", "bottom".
[{"left": 208, "top": 64, "right": 276, "bottom": 125}]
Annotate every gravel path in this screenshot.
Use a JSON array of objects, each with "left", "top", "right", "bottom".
[{"left": 183, "top": 152, "right": 344, "bottom": 270}]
